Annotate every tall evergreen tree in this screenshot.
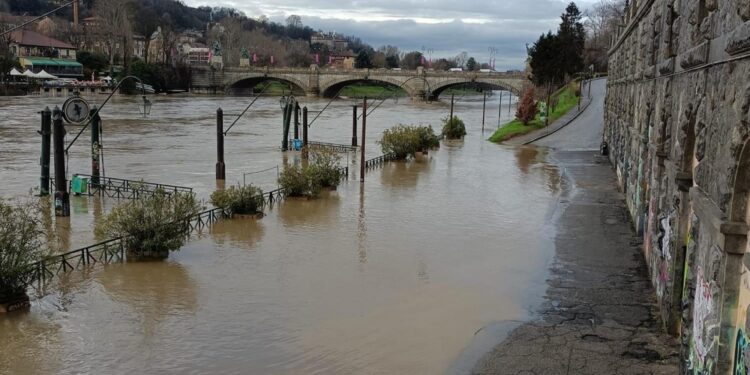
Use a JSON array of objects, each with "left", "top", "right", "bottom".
[
  {"left": 528, "top": 31, "right": 565, "bottom": 126},
  {"left": 558, "top": 2, "right": 586, "bottom": 77}
]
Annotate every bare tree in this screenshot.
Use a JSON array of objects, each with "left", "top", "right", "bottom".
[
  {"left": 455, "top": 51, "right": 469, "bottom": 68},
  {"left": 93, "top": 0, "right": 131, "bottom": 70},
  {"left": 286, "top": 14, "right": 302, "bottom": 28},
  {"left": 584, "top": 0, "right": 626, "bottom": 71}
]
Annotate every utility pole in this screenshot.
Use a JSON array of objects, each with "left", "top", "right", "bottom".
[
  {"left": 39, "top": 107, "right": 51, "bottom": 196},
  {"left": 450, "top": 93, "right": 454, "bottom": 121},
  {"left": 216, "top": 108, "right": 225, "bottom": 180},
  {"left": 293, "top": 103, "right": 300, "bottom": 140},
  {"left": 481, "top": 91, "right": 486, "bottom": 132},
  {"left": 302, "top": 106, "right": 309, "bottom": 159},
  {"left": 360, "top": 97, "right": 367, "bottom": 182},
  {"left": 352, "top": 105, "right": 358, "bottom": 147},
  {"left": 497, "top": 91, "right": 503, "bottom": 128},
  {"left": 90, "top": 106, "right": 101, "bottom": 185},
  {"left": 53, "top": 107, "right": 69, "bottom": 217}
]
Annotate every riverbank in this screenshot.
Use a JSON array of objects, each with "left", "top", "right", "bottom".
[
  {"left": 472, "top": 150, "right": 679, "bottom": 374},
  {"left": 488, "top": 82, "right": 580, "bottom": 143}
]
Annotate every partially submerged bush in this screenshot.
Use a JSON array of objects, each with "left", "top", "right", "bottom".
[
  {"left": 279, "top": 165, "right": 321, "bottom": 198},
  {"left": 416, "top": 126, "right": 440, "bottom": 151},
  {"left": 379, "top": 124, "right": 440, "bottom": 159},
  {"left": 95, "top": 191, "right": 200, "bottom": 260},
  {"left": 0, "top": 200, "right": 45, "bottom": 305},
  {"left": 211, "top": 184, "right": 264, "bottom": 215},
  {"left": 308, "top": 148, "right": 343, "bottom": 188},
  {"left": 441, "top": 116, "right": 467, "bottom": 139}
]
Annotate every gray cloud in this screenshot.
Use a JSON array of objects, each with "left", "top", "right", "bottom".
[{"left": 185, "top": 0, "right": 595, "bottom": 70}]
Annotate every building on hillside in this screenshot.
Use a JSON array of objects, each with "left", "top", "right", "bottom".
[
  {"left": 79, "top": 16, "right": 146, "bottom": 62},
  {"left": 329, "top": 51, "right": 357, "bottom": 70},
  {"left": 186, "top": 45, "right": 210, "bottom": 66},
  {"left": 311, "top": 32, "right": 348, "bottom": 52},
  {"left": 9, "top": 29, "right": 83, "bottom": 78}
]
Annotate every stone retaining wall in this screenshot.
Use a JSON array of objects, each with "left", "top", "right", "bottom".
[{"left": 604, "top": 0, "right": 750, "bottom": 373}]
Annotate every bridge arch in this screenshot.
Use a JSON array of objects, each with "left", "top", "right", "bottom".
[
  {"left": 319, "top": 77, "right": 417, "bottom": 98},
  {"left": 428, "top": 78, "right": 521, "bottom": 101},
  {"left": 227, "top": 74, "right": 308, "bottom": 96}
]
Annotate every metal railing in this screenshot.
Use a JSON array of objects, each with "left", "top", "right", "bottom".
[
  {"left": 364, "top": 153, "right": 398, "bottom": 170},
  {"left": 26, "top": 207, "right": 228, "bottom": 286},
  {"left": 287, "top": 139, "right": 358, "bottom": 153},
  {"left": 61, "top": 174, "right": 194, "bottom": 199}
]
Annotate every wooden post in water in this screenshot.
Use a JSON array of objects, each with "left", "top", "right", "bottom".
[
  {"left": 360, "top": 97, "right": 367, "bottom": 182},
  {"left": 302, "top": 106, "right": 309, "bottom": 159},
  {"left": 351, "top": 105, "right": 358, "bottom": 147},
  {"left": 39, "top": 107, "right": 51, "bottom": 196},
  {"left": 53, "top": 107, "right": 69, "bottom": 217},
  {"left": 90, "top": 106, "right": 101, "bottom": 185},
  {"left": 216, "top": 108, "right": 225, "bottom": 180},
  {"left": 450, "top": 93, "right": 454, "bottom": 121},
  {"left": 497, "top": 91, "right": 503, "bottom": 128}
]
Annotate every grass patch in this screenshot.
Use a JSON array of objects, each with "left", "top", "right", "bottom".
[
  {"left": 339, "top": 84, "right": 407, "bottom": 98},
  {"left": 489, "top": 82, "right": 581, "bottom": 143}
]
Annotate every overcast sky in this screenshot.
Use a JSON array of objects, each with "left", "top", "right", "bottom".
[{"left": 183, "top": 0, "right": 596, "bottom": 70}]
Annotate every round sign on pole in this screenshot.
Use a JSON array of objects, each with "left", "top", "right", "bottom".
[{"left": 62, "top": 96, "right": 91, "bottom": 125}]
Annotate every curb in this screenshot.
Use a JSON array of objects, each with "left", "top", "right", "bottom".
[{"left": 521, "top": 98, "right": 592, "bottom": 145}]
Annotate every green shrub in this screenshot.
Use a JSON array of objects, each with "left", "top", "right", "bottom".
[
  {"left": 379, "top": 124, "right": 439, "bottom": 159},
  {"left": 416, "top": 125, "right": 440, "bottom": 151},
  {"left": 95, "top": 191, "right": 200, "bottom": 259},
  {"left": 279, "top": 165, "right": 321, "bottom": 198},
  {"left": 211, "top": 185, "right": 264, "bottom": 215},
  {"left": 442, "top": 116, "right": 467, "bottom": 139},
  {"left": 308, "top": 148, "right": 343, "bottom": 188},
  {"left": 0, "top": 200, "right": 45, "bottom": 303}
]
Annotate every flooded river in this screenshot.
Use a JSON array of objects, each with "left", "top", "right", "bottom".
[{"left": 0, "top": 92, "right": 562, "bottom": 374}]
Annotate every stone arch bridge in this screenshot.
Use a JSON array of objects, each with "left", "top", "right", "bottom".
[{"left": 190, "top": 66, "right": 527, "bottom": 101}]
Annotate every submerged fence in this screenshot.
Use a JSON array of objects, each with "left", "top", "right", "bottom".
[
  {"left": 53, "top": 174, "right": 193, "bottom": 200},
  {"left": 26, "top": 207, "right": 227, "bottom": 286},
  {"left": 364, "top": 153, "right": 398, "bottom": 170}
]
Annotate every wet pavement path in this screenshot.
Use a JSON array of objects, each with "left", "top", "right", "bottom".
[{"left": 472, "top": 151, "right": 680, "bottom": 374}]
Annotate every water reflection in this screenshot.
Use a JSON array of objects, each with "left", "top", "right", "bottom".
[
  {"left": 277, "top": 192, "right": 342, "bottom": 227},
  {"left": 95, "top": 261, "right": 198, "bottom": 337},
  {"left": 210, "top": 217, "right": 265, "bottom": 249},
  {"left": 379, "top": 160, "right": 430, "bottom": 189}
]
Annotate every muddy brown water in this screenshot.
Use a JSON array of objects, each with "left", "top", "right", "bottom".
[{"left": 0, "top": 93, "right": 562, "bottom": 374}]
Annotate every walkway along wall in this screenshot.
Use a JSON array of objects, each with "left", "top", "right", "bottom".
[{"left": 604, "top": 0, "right": 750, "bottom": 373}]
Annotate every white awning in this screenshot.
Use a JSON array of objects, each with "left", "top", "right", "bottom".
[
  {"left": 35, "top": 70, "right": 58, "bottom": 80},
  {"left": 9, "top": 68, "right": 22, "bottom": 76},
  {"left": 22, "top": 70, "right": 38, "bottom": 78}
]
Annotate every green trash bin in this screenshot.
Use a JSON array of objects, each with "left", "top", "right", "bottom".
[{"left": 71, "top": 175, "right": 88, "bottom": 195}]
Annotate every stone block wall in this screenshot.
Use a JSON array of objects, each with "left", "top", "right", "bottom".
[{"left": 604, "top": 0, "right": 750, "bottom": 373}]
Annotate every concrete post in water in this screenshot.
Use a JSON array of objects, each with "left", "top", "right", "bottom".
[
  {"left": 39, "top": 107, "right": 51, "bottom": 196},
  {"left": 302, "top": 106, "right": 309, "bottom": 159},
  {"left": 90, "top": 106, "right": 101, "bottom": 185},
  {"left": 360, "top": 97, "right": 367, "bottom": 182},
  {"left": 450, "top": 93, "right": 454, "bottom": 121},
  {"left": 293, "top": 103, "right": 300, "bottom": 140},
  {"left": 216, "top": 108, "right": 226, "bottom": 180},
  {"left": 481, "top": 92, "right": 486, "bottom": 132},
  {"left": 352, "top": 105, "right": 358, "bottom": 147},
  {"left": 53, "top": 107, "right": 69, "bottom": 217}
]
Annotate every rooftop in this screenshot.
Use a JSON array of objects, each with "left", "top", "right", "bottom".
[{"left": 10, "top": 29, "right": 75, "bottom": 50}]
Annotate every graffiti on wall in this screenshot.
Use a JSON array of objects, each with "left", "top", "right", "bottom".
[
  {"left": 734, "top": 329, "right": 749, "bottom": 375},
  {"left": 691, "top": 266, "right": 719, "bottom": 372}
]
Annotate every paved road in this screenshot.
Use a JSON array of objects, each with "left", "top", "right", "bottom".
[{"left": 533, "top": 78, "right": 607, "bottom": 150}]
